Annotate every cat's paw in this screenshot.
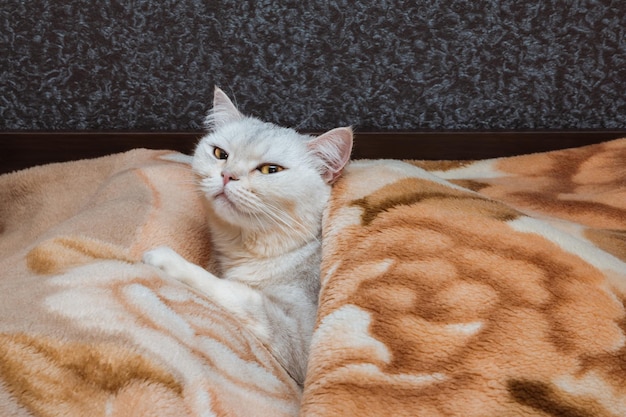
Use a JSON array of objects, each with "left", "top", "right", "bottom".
[{"left": 142, "top": 246, "right": 188, "bottom": 279}]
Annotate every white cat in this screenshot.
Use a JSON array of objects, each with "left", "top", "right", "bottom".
[{"left": 143, "top": 87, "right": 353, "bottom": 386}]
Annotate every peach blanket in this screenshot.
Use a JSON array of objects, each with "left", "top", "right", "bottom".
[{"left": 1, "top": 140, "right": 625, "bottom": 416}]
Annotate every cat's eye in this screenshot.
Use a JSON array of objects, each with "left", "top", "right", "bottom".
[
  {"left": 213, "top": 147, "right": 228, "bottom": 160},
  {"left": 258, "top": 164, "right": 284, "bottom": 175}
]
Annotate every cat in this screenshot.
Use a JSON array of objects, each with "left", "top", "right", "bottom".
[{"left": 142, "top": 87, "right": 353, "bottom": 386}]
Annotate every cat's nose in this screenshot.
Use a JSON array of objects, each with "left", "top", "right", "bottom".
[{"left": 222, "top": 171, "right": 239, "bottom": 185}]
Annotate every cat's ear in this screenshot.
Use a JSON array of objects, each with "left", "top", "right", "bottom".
[
  {"left": 204, "top": 87, "right": 243, "bottom": 130},
  {"left": 308, "top": 127, "right": 353, "bottom": 184}
]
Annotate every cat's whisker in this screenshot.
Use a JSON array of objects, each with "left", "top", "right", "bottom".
[
  {"left": 232, "top": 189, "right": 317, "bottom": 245},
  {"left": 261, "top": 200, "right": 321, "bottom": 245},
  {"left": 259, "top": 207, "right": 305, "bottom": 239}
]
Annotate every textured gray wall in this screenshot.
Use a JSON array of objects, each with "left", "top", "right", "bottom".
[{"left": 2, "top": 0, "right": 625, "bottom": 131}]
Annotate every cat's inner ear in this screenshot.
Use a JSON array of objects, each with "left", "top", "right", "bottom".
[
  {"left": 307, "top": 127, "right": 353, "bottom": 184},
  {"left": 204, "top": 87, "right": 243, "bottom": 129}
]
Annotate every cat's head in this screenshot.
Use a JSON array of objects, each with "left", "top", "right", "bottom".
[{"left": 192, "top": 87, "right": 353, "bottom": 238}]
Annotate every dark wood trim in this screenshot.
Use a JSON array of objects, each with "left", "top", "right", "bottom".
[
  {"left": 351, "top": 130, "right": 626, "bottom": 160},
  {"left": 2, "top": 130, "right": 625, "bottom": 175},
  {"left": 1, "top": 132, "right": 203, "bottom": 175}
]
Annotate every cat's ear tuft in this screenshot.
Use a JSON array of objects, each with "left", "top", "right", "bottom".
[
  {"left": 308, "top": 127, "right": 353, "bottom": 184},
  {"left": 204, "top": 87, "right": 243, "bottom": 130}
]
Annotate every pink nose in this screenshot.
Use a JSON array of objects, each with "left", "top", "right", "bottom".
[{"left": 222, "top": 172, "right": 238, "bottom": 185}]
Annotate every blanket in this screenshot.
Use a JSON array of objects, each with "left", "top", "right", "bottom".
[{"left": 1, "top": 139, "right": 625, "bottom": 416}]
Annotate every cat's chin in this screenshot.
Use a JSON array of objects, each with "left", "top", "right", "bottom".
[
  {"left": 211, "top": 194, "right": 252, "bottom": 225},
  {"left": 213, "top": 193, "right": 240, "bottom": 213}
]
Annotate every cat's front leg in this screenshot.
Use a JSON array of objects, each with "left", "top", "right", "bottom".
[
  {"left": 142, "top": 246, "right": 217, "bottom": 288},
  {"left": 143, "top": 246, "right": 266, "bottom": 326}
]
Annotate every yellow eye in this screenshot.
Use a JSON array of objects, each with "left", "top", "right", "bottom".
[
  {"left": 258, "top": 164, "right": 284, "bottom": 174},
  {"left": 213, "top": 147, "right": 228, "bottom": 160}
]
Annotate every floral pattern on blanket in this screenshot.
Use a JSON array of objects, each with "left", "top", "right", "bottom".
[
  {"left": 302, "top": 139, "right": 626, "bottom": 417},
  {"left": 0, "top": 140, "right": 624, "bottom": 416},
  {"left": 0, "top": 150, "right": 300, "bottom": 417}
]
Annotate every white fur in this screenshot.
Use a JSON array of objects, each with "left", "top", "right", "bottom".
[{"left": 144, "top": 87, "right": 353, "bottom": 386}]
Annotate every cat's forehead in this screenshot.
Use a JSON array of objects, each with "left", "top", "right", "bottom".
[{"left": 209, "top": 119, "right": 309, "bottom": 159}]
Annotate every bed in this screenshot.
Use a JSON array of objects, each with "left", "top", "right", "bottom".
[{"left": 1, "top": 132, "right": 625, "bottom": 416}]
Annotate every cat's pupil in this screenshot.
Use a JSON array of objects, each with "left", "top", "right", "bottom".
[{"left": 214, "top": 147, "right": 228, "bottom": 160}]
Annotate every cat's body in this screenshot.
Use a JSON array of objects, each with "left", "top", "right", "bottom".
[{"left": 143, "top": 87, "right": 353, "bottom": 385}]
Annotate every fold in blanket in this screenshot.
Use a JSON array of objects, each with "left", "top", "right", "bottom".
[{"left": 1, "top": 140, "right": 625, "bottom": 416}]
